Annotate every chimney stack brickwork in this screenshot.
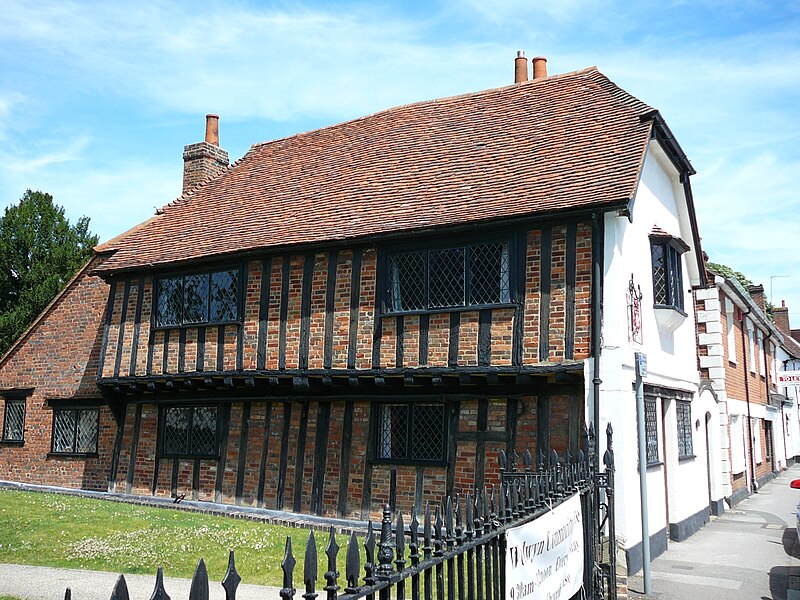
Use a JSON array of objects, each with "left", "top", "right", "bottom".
[
  {"left": 747, "top": 284, "right": 767, "bottom": 314},
  {"left": 774, "top": 300, "right": 791, "bottom": 335},
  {"left": 182, "top": 115, "right": 229, "bottom": 195}
]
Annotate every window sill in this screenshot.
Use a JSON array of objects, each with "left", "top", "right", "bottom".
[
  {"left": 160, "top": 454, "right": 220, "bottom": 460},
  {"left": 383, "top": 303, "right": 516, "bottom": 318},
  {"left": 637, "top": 461, "right": 663, "bottom": 473},
  {"left": 371, "top": 459, "right": 448, "bottom": 468},
  {"left": 0, "top": 439, "right": 24, "bottom": 446},
  {"left": 153, "top": 320, "right": 242, "bottom": 331},
  {"left": 678, "top": 454, "right": 696, "bottom": 463},
  {"left": 653, "top": 304, "right": 687, "bottom": 332},
  {"left": 48, "top": 452, "right": 99, "bottom": 459}
]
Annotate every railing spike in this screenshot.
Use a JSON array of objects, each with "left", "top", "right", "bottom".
[
  {"left": 455, "top": 494, "right": 464, "bottom": 543},
  {"left": 149, "top": 567, "right": 170, "bottom": 600},
  {"left": 110, "top": 574, "right": 130, "bottom": 600},
  {"left": 465, "top": 492, "right": 474, "bottom": 539},
  {"left": 433, "top": 504, "right": 444, "bottom": 556},
  {"left": 550, "top": 448, "right": 559, "bottom": 466},
  {"left": 280, "top": 538, "right": 297, "bottom": 600},
  {"left": 64, "top": 588, "right": 72, "bottom": 600},
  {"left": 377, "top": 505, "right": 394, "bottom": 579},
  {"left": 445, "top": 496, "right": 454, "bottom": 548},
  {"left": 345, "top": 531, "right": 361, "bottom": 594},
  {"left": 222, "top": 551, "right": 241, "bottom": 600},
  {"left": 409, "top": 506, "right": 421, "bottom": 566},
  {"left": 364, "top": 521, "right": 376, "bottom": 586},
  {"left": 303, "top": 531, "right": 318, "bottom": 600},
  {"left": 189, "top": 559, "right": 209, "bottom": 600},
  {"left": 523, "top": 449, "right": 533, "bottom": 469},
  {"left": 499, "top": 449, "right": 507, "bottom": 471},
  {"left": 395, "top": 511, "right": 406, "bottom": 572},
  {"left": 324, "top": 527, "right": 340, "bottom": 600},
  {"left": 423, "top": 501, "right": 433, "bottom": 559}
]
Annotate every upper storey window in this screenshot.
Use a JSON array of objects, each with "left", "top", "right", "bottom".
[
  {"left": 156, "top": 268, "right": 240, "bottom": 327},
  {"left": 386, "top": 241, "right": 511, "bottom": 313},
  {"left": 649, "top": 234, "right": 688, "bottom": 313}
]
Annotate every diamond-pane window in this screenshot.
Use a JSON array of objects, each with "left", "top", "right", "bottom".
[
  {"left": 51, "top": 408, "right": 99, "bottom": 454},
  {"left": 161, "top": 406, "right": 218, "bottom": 457},
  {"left": 155, "top": 268, "right": 240, "bottom": 327},
  {"left": 386, "top": 240, "right": 512, "bottom": 313},
  {"left": 644, "top": 399, "right": 659, "bottom": 465},
  {"left": 650, "top": 238, "right": 685, "bottom": 311},
  {"left": 2, "top": 398, "right": 25, "bottom": 442},
  {"left": 210, "top": 270, "right": 238, "bottom": 322},
  {"left": 469, "top": 242, "right": 510, "bottom": 305},
  {"left": 376, "top": 403, "right": 446, "bottom": 463},
  {"left": 676, "top": 401, "right": 693, "bottom": 459}
]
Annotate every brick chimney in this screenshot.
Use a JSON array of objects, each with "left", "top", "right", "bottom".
[
  {"left": 774, "top": 300, "right": 791, "bottom": 334},
  {"left": 747, "top": 284, "right": 766, "bottom": 314},
  {"left": 514, "top": 51, "right": 529, "bottom": 83},
  {"left": 182, "top": 114, "right": 229, "bottom": 194},
  {"left": 533, "top": 56, "right": 548, "bottom": 79}
]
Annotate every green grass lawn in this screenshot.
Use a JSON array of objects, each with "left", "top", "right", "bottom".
[{"left": 0, "top": 489, "right": 340, "bottom": 587}]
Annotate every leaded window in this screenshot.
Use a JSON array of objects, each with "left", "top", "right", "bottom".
[
  {"left": 376, "top": 403, "right": 447, "bottom": 463},
  {"left": 676, "top": 400, "right": 693, "bottom": 459},
  {"left": 51, "top": 408, "right": 99, "bottom": 454},
  {"left": 387, "top": 241, "right": 511, "bottom": 313},
  {"left": 161, "top": 406, "right": 218, "bottom": 457},
  {"left": 2, "top": 398, "right": 25, "bottom": 442},
  {"left": 645, "top": 399, "right": 659, "bottom": 466},
  {"left": 156, "top": 268, "right": 239, "bottom": 327},
  {"left": 650, "top": 237, "right": 686, "bottom": 311}
]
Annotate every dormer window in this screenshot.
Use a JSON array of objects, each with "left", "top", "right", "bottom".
[
  {"left": 649, "top": 233, "right": 689, "bottom": 313},
  {"left": 155, "top": 267, "right": 240, "bottom": 327}
]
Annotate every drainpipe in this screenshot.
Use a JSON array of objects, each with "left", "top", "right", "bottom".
[
  {"left": 591, "top": 212, "right": 604, "bottom": 469},
  {"left": 764, "top": 331, "right": 781, "bottom": 471},
  {"left": 740, "top": 308, "right": 757, "bottom": 492}
]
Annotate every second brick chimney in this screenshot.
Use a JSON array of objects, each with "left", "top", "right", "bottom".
[
  {"left": 748, "top": 284, "right": 767, "bottom": 314},
  {"left": 182, "top": 114, "right": 229, "bottom": 194},
  {"left": 775, "top": 300, "right": 791, "bottom": 334}
]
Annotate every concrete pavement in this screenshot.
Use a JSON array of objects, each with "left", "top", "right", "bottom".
[
  {"left": 0, "top": 563, "right": 281, "bottom": 600},
  {"left": 629, "top": 463, "right": 800, "bottom": 599}
]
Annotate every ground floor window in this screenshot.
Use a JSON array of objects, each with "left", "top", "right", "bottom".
[
  {"left": 676, "top": 400, "right": 694, "bottom": 459},
  {"left": 644, "top": 398, "right": 659, "bottom": 465},
  {"left": 51, "top": 408, "right": 99, "bottom": 454},
  {"left": 160, "top": 406, "right": 218, "bottom": 458},
  {"left": 2, "top": 397, "right": 26, "bottom": 442},
  {"left": 376, "top": 402, "right": 447, "bottom": 464}
]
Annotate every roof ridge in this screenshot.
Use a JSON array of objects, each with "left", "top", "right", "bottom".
[{"left": 250, "top": 66, "right": 602, "bottom": 151}]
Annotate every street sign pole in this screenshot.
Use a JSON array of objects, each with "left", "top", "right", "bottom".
[{"left": 635, "top": 351, "right": 651, "bottom": 594}]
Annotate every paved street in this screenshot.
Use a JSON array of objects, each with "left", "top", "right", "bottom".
[{"left": 629, "top": 464, "right": 800, "bottom": 599}]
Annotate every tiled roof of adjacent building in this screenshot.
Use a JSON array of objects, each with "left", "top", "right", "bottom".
[{"left": 96, "top": 66, "right": 655, "bottom": 274}]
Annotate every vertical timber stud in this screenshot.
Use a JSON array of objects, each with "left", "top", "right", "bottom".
[
  {"left": 360, "top": 402, "right": 377, "bottom": 519},
  {"left": 446, "top": 400, "right": 460, "bottom": 498},
  {"left": 478, "top": 311, "right": 492, "bottom": 367},
  {"left": 215, "top": 325, "right": 225, "bottom": 371},
  {"left": 256, "top": 401, "right": 273, "bottom": 507},
  {"left": 108, "top": 405, "right": 127, "bottom": 492},
  {"left": 170, "top": 459, "right": 179, "bottom": 497},
  {"left": 125, "top": 403, "right": 143, "bottom": 494},
  {"left": 337, "top": 400, "right": 355, "bottom": 518},
  {"left": 236, "top": 264, "right": 246, "bottom": 372},
  {"left": 311, "top": 401, "right": 332, "bottom": 516},
  {"left": 113, "top": 280, "right": 131, "bottom": 377},
  {"left": 415, "top": 467, "right": 425, "bottom": 514},
  {"left": 396, "top": 316, "right": 405, "bottom": 368},
  {"left": 277, "top": 402, "right": 292, "bottom": 510},
  {"left": 568, "top": 395, "right": 581, "bottom": 455},
  {"left": 448, "top": 313, "right": 461, "bottom": 368},
  {"left": 235, "top": 402, "right": 251, "bottom": 505},
  {"left": 347, "top": 249, "right": 363, "bottom": 369},
  {"left": 506, "top": 397, "right": 519, "bottom": 458},
  {"left": 146, "top": 280, "right": 156, "bottom": 376},
  {"left": 196, "top": 327, "right": 206, "bottom": 372},
  {"left": 214, "top": 403, "right": 232, "bottom": 503},
  {"left": 161, "top": 329, "right": 170, "bottom": 374},
  {"left": 192, "top": 459, "right": 200, "bottom": 500},
  {"left": 293, "top": 402, "right": 310, "bottom": 513},
  {"left": 299, "top": 253, "right": 315, "bottom": 370},
  {"left": 419, "top": 314, "right": 430, "bottom": 365},
  {"left": 512, "top": 229, "right": 527, "bottom": 366},
  {"left": 178, "top": 328, "right": 187, "bottom": 373},
  {"left": 537, "top": 395, "right": 551, "bottom": 460},
  {"left": 372, "top": 249, "right": 386, "bottom": 369},
  {"left": 539, "top": 226, "right": 553, "bottom": 361},
  {"left": 98, "top": 279, "right": 117, "bottom": 377},
  {"left": 128, "top": 278, "right": 145, "bottom": 376},
  {"left": 279, "top": 255, "right": 291, "bottom": 370},
  {"left": 256, "top": 257, "right": 272, "bottom": 370},
  {"left": 475, "top": 398, "right": 489, "bottom": 489},
  {"left": 565, "top": 222, "right": 577, "bottom": 359},
  {"left": 323, "top": 251, "right": 338, "bottom": 370}
]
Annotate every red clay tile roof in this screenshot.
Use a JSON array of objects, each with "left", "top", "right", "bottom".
[{"left": 97, "top": 67, "right": 655, "bottom": 274}]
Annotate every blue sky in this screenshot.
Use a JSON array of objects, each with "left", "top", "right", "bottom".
[{"left": 1, "top": 0, "right": 799, "bottom": 321}]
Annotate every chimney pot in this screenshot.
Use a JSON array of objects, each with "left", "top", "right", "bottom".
[
  {"left": 205, "top": 114, "right": 220, "bottom": 146},
  {"left": 533, "top": 56, "right": 548, "bottom": 80},
  {"left": 514, "top": 50, "right": 529, "bottom": 83}
]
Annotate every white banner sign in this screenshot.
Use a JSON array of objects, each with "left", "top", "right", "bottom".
[
  {"left": 505, "top": 493, "right": 583, "bottom": 600},
  {"left": 778, "top": 371, "right": 800, "bottom": 387}
]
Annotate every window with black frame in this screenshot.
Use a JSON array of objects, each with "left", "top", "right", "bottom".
[
  {"left": 676, "top": 400, "right": 694, "bottom": 459},
  {"left": 161, "top": 406, "right": 218, "bottom": 457},
  {"left": 156, "top": 268, "right": 240, "bottom": 327},
  {"left": 644, "top": 398, "right": 659, "bottom": 466},
  {"left": 376, "top": 403, "right": 447, "bottom": 463},
  {"left": 387, "top": 241, "right": 511, "bottom": 313},
  {"left": 2, "top": 396, "right": 26, "bottom": 442},
  {"left": 51, "top": 408, "right": 99, "bottom": 454},
  {"left": 650, "top": 235, "right": 688, "bottom": 311}
]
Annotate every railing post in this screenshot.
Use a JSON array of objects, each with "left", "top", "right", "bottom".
[
  {"left": 606, "top": 422, "right": 618, "bottom": 600},
  {"left": 221, "top": 551, "right": 241, "bottom": 600},
  {"left": 324, "top": 527, "right": 340, "bottom": 600},
  {"left": 280, "top": 538, "right": 297, "bottom": 600},
  {"left": 344, "top": 532, "right": 361, "bottom": 594},
  {"left": 303, "top": 531, "right": 319, "bottom": 600}
]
